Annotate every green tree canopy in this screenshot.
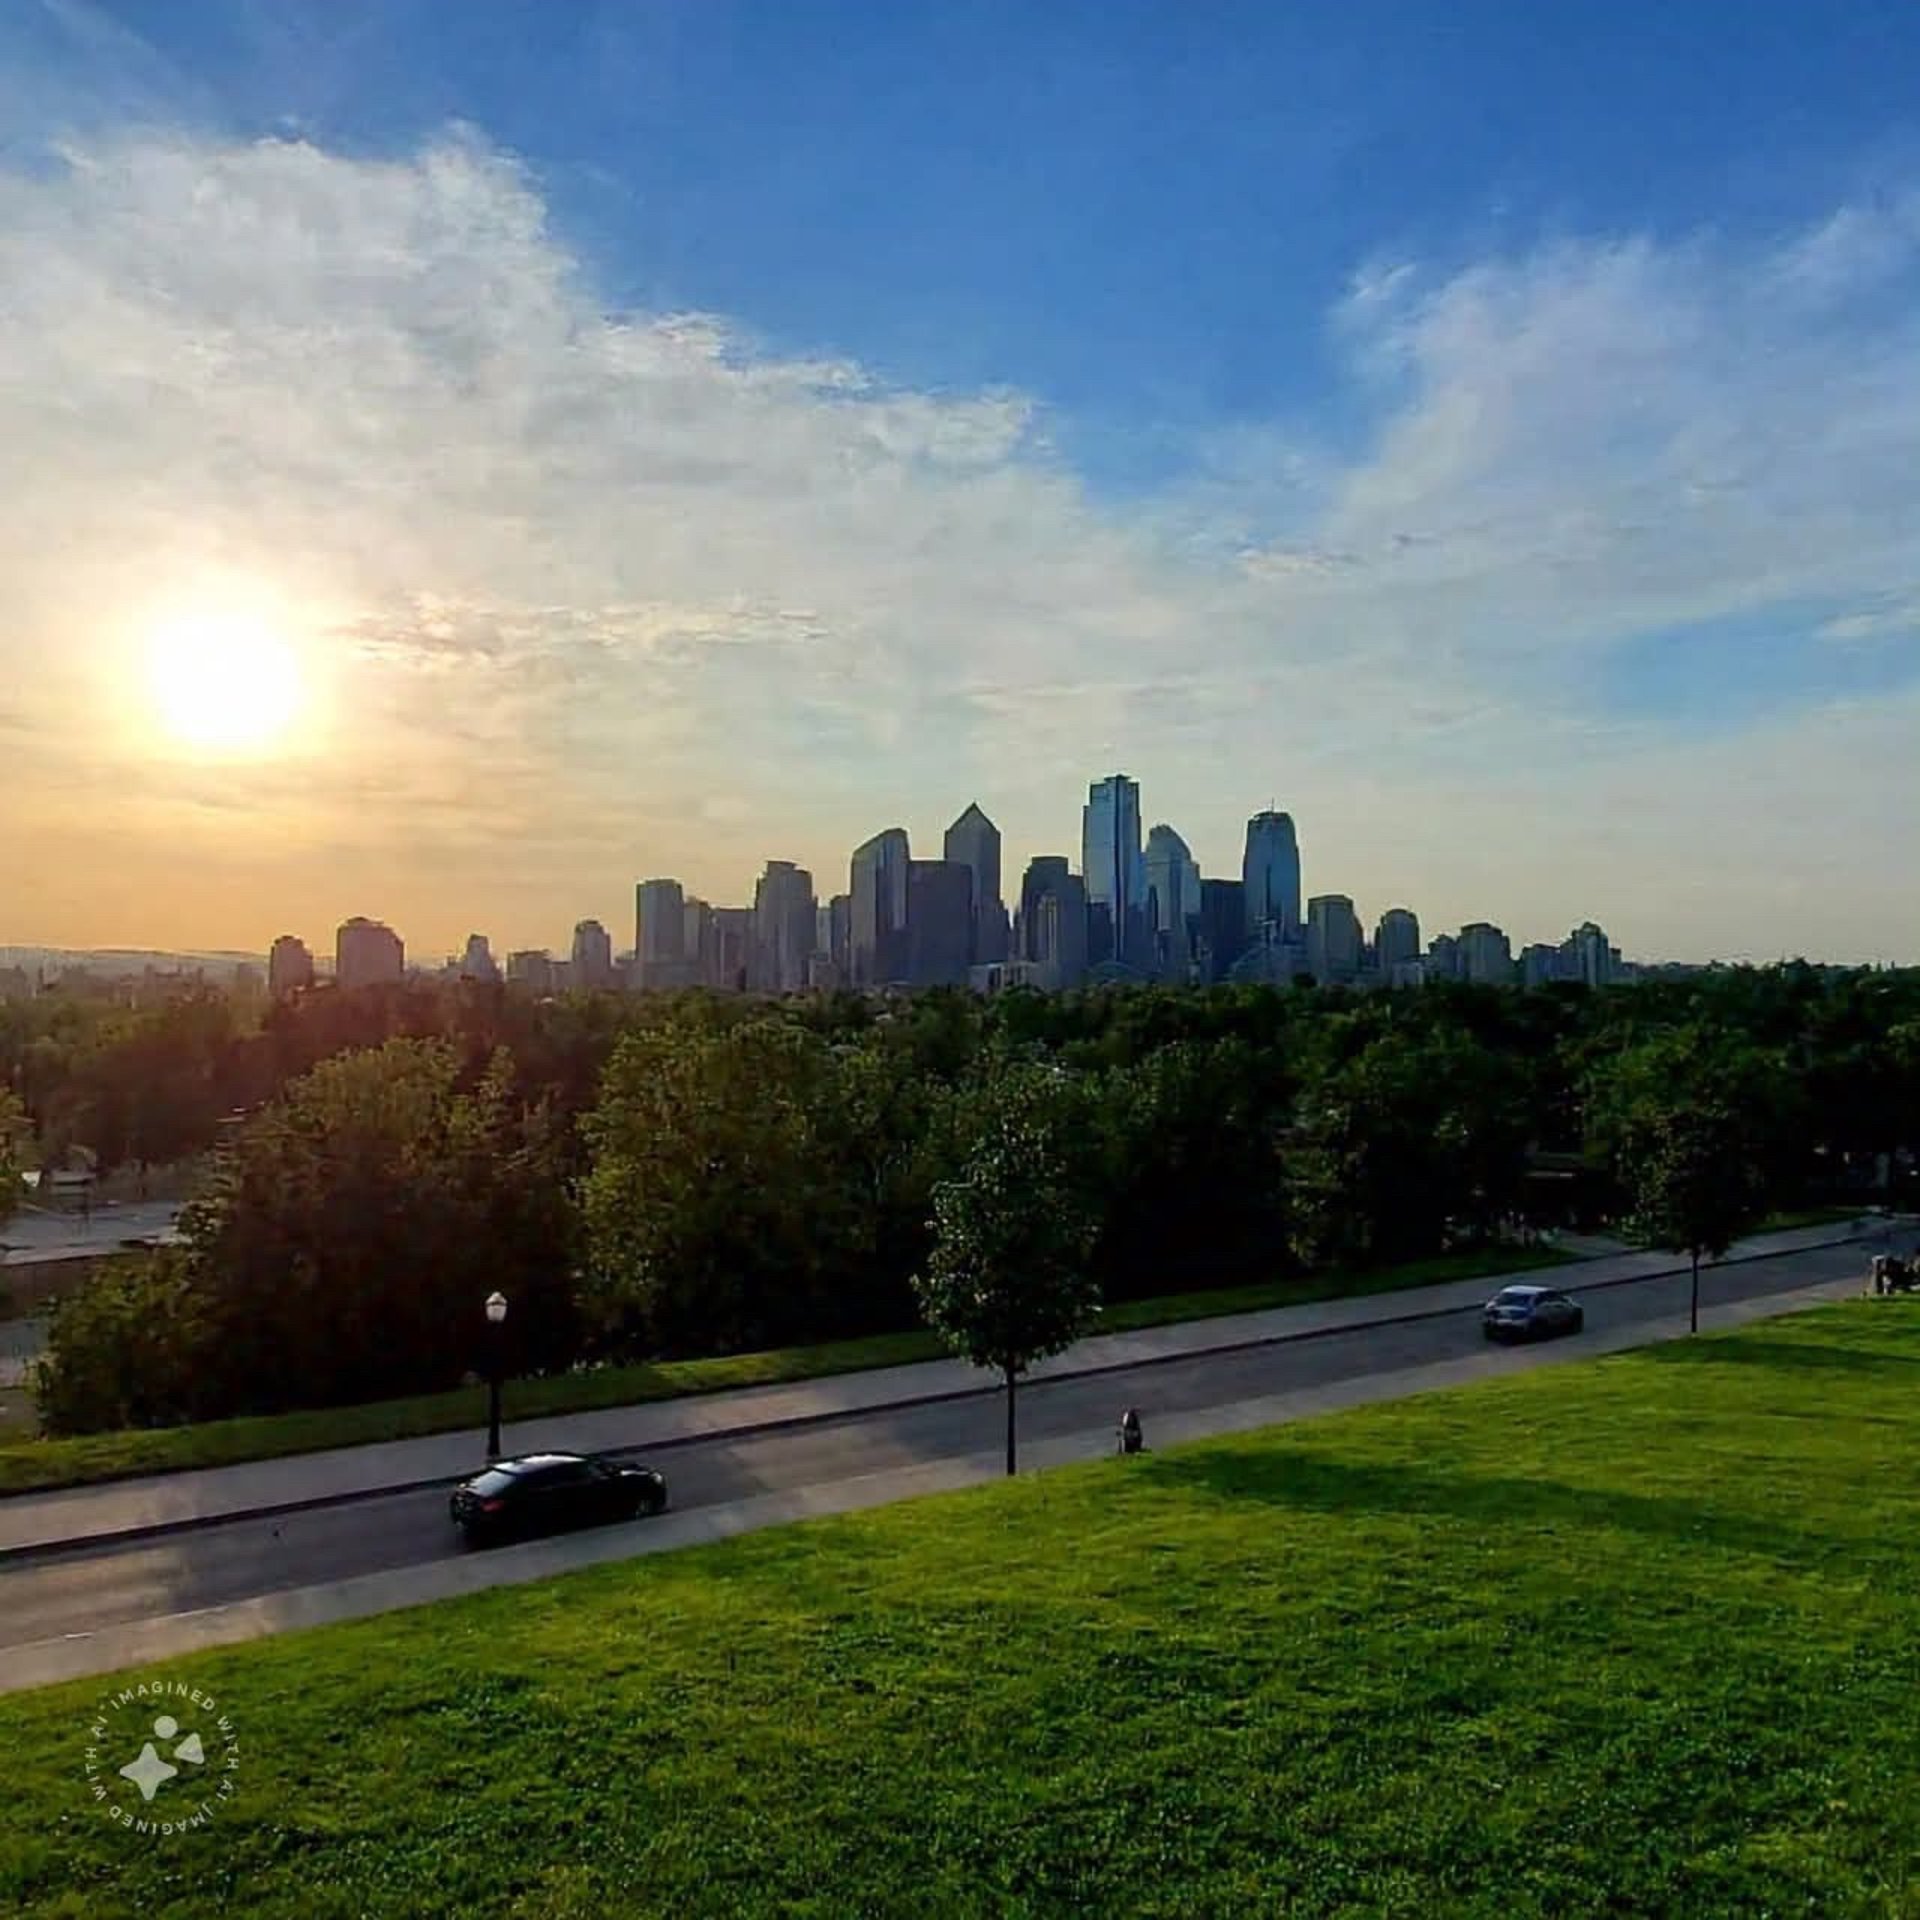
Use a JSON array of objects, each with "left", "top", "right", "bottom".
[{"left": 912, "top": 1059, "right": 1102, "bottom": 1474}]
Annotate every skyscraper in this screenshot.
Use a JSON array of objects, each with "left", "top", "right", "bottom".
[
  {"left": 906, "top": 859, "right": 973, "bottom": 988},
  {"left": 1195, "top": 879, "right": 1247, "bottom": 983},
  {"left": 1242, "top": 810, "right": 1301, "bottom": 940},
  {"left": 944, "top": 802, "right": 1008, "bottom": 964},
  {"left": 570, "top": 919, "right": 615, "bottom": 991},
  {"left": 683, "top": 897, "right": 714, "bottom": 985},
  {"left": 1565, "top": 921, "right": 1616, "bottom": 987},
  {"left": 459, "top": 934, "right": 499, "bottom": 983},
  {"left": 506, "top": 950, "right": 555, "bottom": 994},
  {"left": 711, "top": 907, "right": 753, "bottom": 992},
  {"left": 827, "top": 893, "right": 852, "bottom": 977},
  {"left": 1082, "top": 773, "right": 1147, "bottom": 968},
  {"left": 1144, "top": 822, "right": 1203, "bottom": 976},
  {"left": 634, "top": 878, "right": 687, "bottom": 989},
  {"left": 1305, "top": 895, "right": 1362, "bottom": 984},
  {"left": 1375, "top": 907, "right": 1422, "bottom": 971},
  {"left": 1460, "top": 921, "right": 1514, "bottom": 985},
  {"left": 751, "top": 861, "right": 817, "bottom": 993},
  {"left": 849, "top": 827, "right": 911, "bottom": 987},
  {"left": 1016, "top": 855, "right": 1088, "bottom": 987},
  {"left": 336, "top": 917, "right": 404, "bottom": 991},
  {"left": 267, "top": 934, "right": 314, "bottom": 998}
]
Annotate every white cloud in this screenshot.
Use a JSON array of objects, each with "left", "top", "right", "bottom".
[{"left": 0, "top": 127, "right": 1917, "bottom": 960}]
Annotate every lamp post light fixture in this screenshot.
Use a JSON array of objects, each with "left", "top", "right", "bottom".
[{"left": 484, "top": 1291, "right": 509, "bottom": 1460}]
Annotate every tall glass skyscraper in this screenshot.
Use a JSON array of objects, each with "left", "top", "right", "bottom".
[
  {"left": 1082, "top": 773, "right": 1147, "bottom": 967},
  {"left": 849, "top": 827, "right": 911, "bottom": 986},
  {"left": 943, "top": 801, "right": 1007, "bottom": 965},
  {"left": 1241, "top": 810, "right": 1301, "bottom": 939}
]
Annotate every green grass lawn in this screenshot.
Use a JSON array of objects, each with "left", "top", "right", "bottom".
[
  {"left": 0, "top": 1244, "right": 1572, "bottom": 1497},
  {"left": 3, "top": 1298, "right": 1918, "bottom": 1917}
]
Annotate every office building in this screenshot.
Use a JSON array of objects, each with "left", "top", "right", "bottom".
[
  {"left": 711, "top": 907, "right": 754, "bottom": 992},
  {"left": 849, "top": 827, "right": 911, "bottom": 988},
  {"left": 506, "top": 950, "right": 555, "bottom": 994},
  {"left": 1520, "top": 943, "right": 1562, "bottom": 989},
  {"left": 1305, "top": 894, "right": 1362, "bottom": 985},
  {"left": 944, "top": 802, "right": 1009, "bottom": 965},
  {"left": 1564, "top": 921, "right": 1616, "bottom": 988},
  {"left": 826, "top": 893, "right": 852, "bottom": 977},
  {"left": 336, "top": 917, "right": 404, "bottom": 992},
  {"left": 1082, "top": 774, "right": 1149, "bottom": 968},
  {"left": 1195, "top": 878, "right": 1247, "bottom": 983},
  {"left": 1375, "top": 908, "right": 1421, "bottom": 971},
  {"left": 906, "top": 859, "right": 974, "bottom": 988},
  {"left": 570, "top": 919, "right": 616, "bottom": 991},
  {"left": 1242, "top": 810, "right": 1301, "bottom": 941},
  {"left": 1426, "top": 932, "right": 1461, "bottom": 982},
  {"left": 1017, "top": 856, "right": 1088, "bottom": 988},
  {"left": 1459, "top": 921, "right": 1514, "bottom": 985},
  {"left": 634, "top": 878, "right": 688, "bottom": 989},
  {"left": 751, "top": 861, "right": 817, "bottom": 994},
  {"left": 458, "top": 934, "right": 499, "bottom": 983},
  {"left": 267, "top": 934, "right": 314, "bottom": 998},
  {"left": 682, "top": 898, "right": 714, "bottom": 985},
  {"left": 1144, "top": 823, "right": 1203, "bottom": 976}
]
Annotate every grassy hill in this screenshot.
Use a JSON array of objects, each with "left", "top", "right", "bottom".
[{"left": 4, "top": 1300, "right": 1918, "bottom": 1916}]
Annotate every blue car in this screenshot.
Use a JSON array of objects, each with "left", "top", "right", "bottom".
[{"left": 1482, "top": 1284, "right": 1584, "bottom": 1343}]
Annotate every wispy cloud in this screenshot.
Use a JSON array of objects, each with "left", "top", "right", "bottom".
[{"left": 1, "top": 126, "right": 1917, "bottom": 958}]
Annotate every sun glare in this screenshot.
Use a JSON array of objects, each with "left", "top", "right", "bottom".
[{"left": 144, "top": 613, "right": 305, "bottom": 754}]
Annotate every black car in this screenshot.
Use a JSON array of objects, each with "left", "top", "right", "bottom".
[
  {"left": 450, "top": 1451, "right": 668, "bottom": 1545},
  {"left": 1481, "top": 1284, "right": 1585, "bottom": 1343}
]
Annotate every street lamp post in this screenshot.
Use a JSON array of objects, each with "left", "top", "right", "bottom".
[{"left": 484, "top": 1291, "right": 509, "bottom": 1459}]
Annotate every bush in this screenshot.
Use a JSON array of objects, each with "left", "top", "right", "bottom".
[{"left": 35, "top": 1250, "right": 214, "bottom": 1434}]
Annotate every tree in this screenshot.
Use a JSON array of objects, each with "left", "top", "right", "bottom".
[
  {"left": 1284, "top": 1018, "right": 1530, "bottom": 1270},
  {"left": 1618, "top": 1100, "right": 1768, "bottom": 1334},
  {"left": 39, "top": 1038, "right": 581, "bottom": 1431},
  {"left": 0, "top": 1086, "right": 28, "bottom": 1231},
  {"left": 1585, "top": 1026, "right": 1775, "bottom": 1334},
  {"left": 581, "top": 1017, "right": 861, "bottom": 1356},
  {"left": 912, "top": 1062, "right": 1101, "bottom": 1474},
  {"left": 1085, "top": 1038, "right": 1293, "bottom": 1299}
]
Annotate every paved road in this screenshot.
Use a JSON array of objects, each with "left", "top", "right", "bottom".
[
  {"left": 0, "top": 1239, "right": 1876, "bottom": 1651},
  {"left": 0, "top": 1199, "right": 183, "bottom": 1267}
]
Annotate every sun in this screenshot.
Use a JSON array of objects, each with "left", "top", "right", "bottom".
[{"left": 145, "top": 613, "right": 305, "bottom": 753}]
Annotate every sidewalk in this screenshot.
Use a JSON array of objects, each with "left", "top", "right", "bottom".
[
  {"left": 0, "top": 1215, "right": 1891, "bottom": 1558},
  {"left": 0, "top": 1263, "right": 1869, "bottom": 1697}
]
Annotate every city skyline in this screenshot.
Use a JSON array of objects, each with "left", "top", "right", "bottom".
[
  {"left": 208, "top": 781, "right": 1637, "bottom": 990},
  {"left": 2, "top": 6, "right": 1918, "bottom": 965},
  {"left": 0, "top": 756, "right": 1891, "bottom": 973}
]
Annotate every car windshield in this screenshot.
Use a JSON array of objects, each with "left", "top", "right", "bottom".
[
  {"left": 1495, "top": 1289, "right": 1538, "bottom": 1306},
  {"left": 466, "top": 1469, "right": 520, "bottom": 1498}
]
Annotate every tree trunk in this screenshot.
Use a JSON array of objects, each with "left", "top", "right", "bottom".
[
  {"left": 1689, "top": 1248, "right": 1700, "bottom": 1335},
  {"left": 1004, "top": 1362, "right": 1017, "bottom": 1477}
]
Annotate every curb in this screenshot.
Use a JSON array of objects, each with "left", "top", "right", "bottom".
[{"left": 0, "top": 1222, "right": 1887, "bottom": 1563}]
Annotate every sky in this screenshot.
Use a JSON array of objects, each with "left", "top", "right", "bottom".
[{"left": 3, "top": 0, "right": 1919, "bottom": 965}]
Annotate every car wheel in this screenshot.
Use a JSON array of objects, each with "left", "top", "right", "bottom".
[{"left": 644, "top": 1484, "right": 668, "bottom": 1517}]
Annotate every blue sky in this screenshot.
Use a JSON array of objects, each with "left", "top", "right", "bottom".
[
  {"left": 3, "top": 0, "right": 1919, "bottom": 959},
  {"left": 45, "top": 1, "right": 1920, "bottom": 451}
]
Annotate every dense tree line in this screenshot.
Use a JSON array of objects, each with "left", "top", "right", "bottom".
[{"left": 18, "top": 964, "right": 1920, "bottom": 1434}]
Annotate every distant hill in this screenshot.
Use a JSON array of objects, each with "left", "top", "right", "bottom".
[{"left": 0, "top": 948, "right": 265, "bottom": 980}]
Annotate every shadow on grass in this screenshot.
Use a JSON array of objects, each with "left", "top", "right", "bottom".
[
  {"left": 1635, "top": 1334, "right": 1920, "bottom": 1379},
  {"left": 1140, "top": 1448, "right": 1849, "bottom": 1561}
]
